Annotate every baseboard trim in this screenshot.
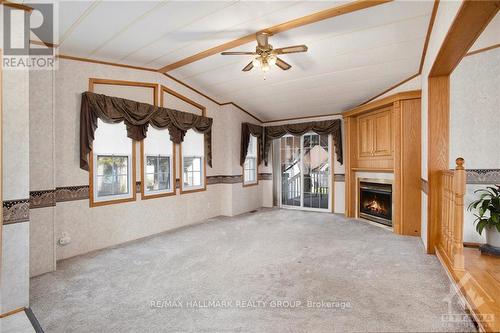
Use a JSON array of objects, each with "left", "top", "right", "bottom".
[{"left": 463, "top": 242, "right": 481, "bottom": 248}]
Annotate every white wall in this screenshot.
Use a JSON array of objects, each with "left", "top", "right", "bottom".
[
  {"left": 1, "top": 67, "right": 30, "bottom": 313},
  {"left": 29, "top": 69, "right": 57, "bottom": 277},
  {"left": 28, "top": 58, "right": 269, "bottom": 273},
  {"left": 419, "top": 1, "right": 463, "bottom": 249},
  {"left": 450, "top": 48, "right": 500, "bottom": 243}
]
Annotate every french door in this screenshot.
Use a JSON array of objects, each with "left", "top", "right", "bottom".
[{"left": 279, "top": 133, "right": 331, "bottom": 212}]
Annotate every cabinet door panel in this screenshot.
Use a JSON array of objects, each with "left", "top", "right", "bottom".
[
  {"left": 374, "top": 111, "right": 392, "bottom": 157},
  {"left": 358, "top": 116, "right": 373, "bottom": 158}
]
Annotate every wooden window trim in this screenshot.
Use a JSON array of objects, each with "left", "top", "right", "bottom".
[
  {"left": 160, "top": 85, "right": 206, "bottom": 117},
  {"left": 88, "top": 78, "right": 158, "bottom": 207},
  {"left": 179, "top": 143, "right": 207, "bottom": 194},
  {"left": 140, "top": 142, "right": 176, "bottom": 200},
  {"left": 161, "top": 85, "right": 207, "bottom": 194},
  {"left": 89, "top": 145, "right": 137, "bottom": 207}
]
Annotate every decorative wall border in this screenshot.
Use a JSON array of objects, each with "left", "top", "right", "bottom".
[
  {"left": 3, "top": 199, "right": 30, "bottom": 225},
  {"left": 30, "top": 190, "right": 56, "bottom": 208},
  {"left": 258, "top": 173, "right": 272, "bottom": 181},
  {"left": 419, "top": 170, "right": 500, "bottom": 195},
  {"left": 207, "top": 175, "right": 242, "bottom": 185},
  {"left": 466, "top": 169, "right": 500, "bottom": 185},
  {"left": 26, "top": 173, "right": 275, "bottom": 209},
  {"left": 55, "top": 185, "right": 89, "bottom": 203},
  {"left": 334, "top": 174, "right": 345, "bottom": 182}
]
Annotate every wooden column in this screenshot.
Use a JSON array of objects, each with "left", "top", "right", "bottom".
[
  {"left": 427, "top": 76, "right": 449, "bottom": 253},
  {"left": 427, "top": 0, "right": 499, "bottom": 253}
]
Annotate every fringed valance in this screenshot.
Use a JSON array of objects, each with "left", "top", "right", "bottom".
[
  {"left": 263, "top": 119, "right": 343, "bottom": 166},
  {"left": 240, "top": 123, "right": 264, "bottom": 166},
  {"left": 80, "top": 91, "right": 213, "bottom": 171}
]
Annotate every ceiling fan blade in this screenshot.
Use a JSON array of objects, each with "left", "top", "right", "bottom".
[
  {"left": 256, "top": 32, "right": 270, "bottom": 47},
  {"left": 242, "top": 61, "right": 254, "bottom": 72},
  {"left": 275, "top": 45, "right": 308, "bottom": 54},
  {"left": 221, "top": 51, "right": 256, "bottom": 55},
  {"left": 276, "top": 57, "right": 291, "bottom": 70}
]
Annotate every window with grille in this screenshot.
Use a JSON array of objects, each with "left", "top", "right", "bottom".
[
  {"left": 244, "top": 135, "right": 258, "bottom": 185},
  {"left": 92, "top": 119, "right": 134, "bottom": 204},
  {"left": 181, "top": 130, "right": 205, "bottom": 191},
  {"left": 142, "top": 127, "right": 174, "bottom": 197}
]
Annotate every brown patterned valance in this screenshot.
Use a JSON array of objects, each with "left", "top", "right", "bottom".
[
  {"left": 240, "top": 123, "right": 264, "bottom": 166},
  {"left": 263, "top": 119, "right": 343, "bottom": 166},
  {"left": 80, "top": 91, "right": 213, "bottom": 171}
]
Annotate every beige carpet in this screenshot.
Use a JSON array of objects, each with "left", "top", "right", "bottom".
[{"left": 30, "top": 209, "right": 476, "bottom": 332}]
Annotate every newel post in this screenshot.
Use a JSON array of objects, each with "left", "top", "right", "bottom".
[{"left": 452, "top": 157, "right": 465, "bottom": 270}]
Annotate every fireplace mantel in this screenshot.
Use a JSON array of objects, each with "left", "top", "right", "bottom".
[{"left": 343, "top": 91, "right": 421, "bottom": 236}]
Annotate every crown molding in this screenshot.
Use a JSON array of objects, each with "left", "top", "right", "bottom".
[
  {"left": 465, "top": 43, "right": 500, "bottom": 57},
  {"left": 56, "top": 54, "right": 263, "bottom": 123},
  {"left": 343, "top": 90, "right": 421, "bottom": 117},
  {"left": 419, "top": 0, "right": 440, "bottom": 73},
  {"left": 1, "top": 0, "right": 32, "bottom": 12}
]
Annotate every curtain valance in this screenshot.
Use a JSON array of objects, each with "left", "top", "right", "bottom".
[
  {"left": 240, "top": 123, "right": 264, "bottom": 166},
  {"left": 80, "top": 91, "right": 213, "bottom": 171},
  {"left": 263, "top": 119, "right": 343, "bottom": 165}
]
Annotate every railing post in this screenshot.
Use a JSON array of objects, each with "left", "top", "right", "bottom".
[{"left": 452, "top": 157, "right": 465, "bottom": 270}]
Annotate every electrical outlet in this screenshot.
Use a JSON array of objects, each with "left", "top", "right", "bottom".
[{"left": 58, "top": 232, "right": 71, "bottom": 246}]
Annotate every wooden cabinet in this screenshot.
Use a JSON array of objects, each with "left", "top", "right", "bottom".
[
  {"left": 358, "top": 115, "right": 374, "bottom": 157},
  {"left": 343, "top": 91, "right": 421, "bottom": 237},
  {"left": 357, "top": 108, "right": 392, "bottom": 159},
  {"left": 373, "top": 110, "right": 392, "bottom": 156}
]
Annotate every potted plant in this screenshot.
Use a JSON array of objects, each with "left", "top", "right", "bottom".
[{"left": 468, "top": 185, "right": 500, "bottom": 256}]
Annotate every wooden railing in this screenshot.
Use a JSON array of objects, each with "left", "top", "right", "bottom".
[{"left": 437, "top": 158, "right": 466, "bottom": 270}]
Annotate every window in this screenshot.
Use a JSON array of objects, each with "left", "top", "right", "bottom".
[
  {"left": 145, "top": 156, "right": 170, "bottom": 191},
  {"left": 96, "top": 156, "right": 129, "bottom": 196},
  {"left": 243, "top": 135, "right": 258, "bottom": 185},
  {"left": 181, "top": 130, "right": 205, "bottom": 192},
  {"left": 183, "top": 156, "right": 202, "bottom": 187},
  {"left": 142, "top": 127, "right": 175, "bottom": 198},
  {"left": 92, "top": 120, "right": 135, "bottom": 204}
]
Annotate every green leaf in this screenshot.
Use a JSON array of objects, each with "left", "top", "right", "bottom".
[
  {"left": 487, "top": 186, "right": 499, "bottom": 196},
  {"left": 477, "top": 219, "right": 488, "bottom": 235}
]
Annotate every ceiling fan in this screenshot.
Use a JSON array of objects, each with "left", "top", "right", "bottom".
[{"left": 221, "top": 32, "right": 308, "bottom": 72}]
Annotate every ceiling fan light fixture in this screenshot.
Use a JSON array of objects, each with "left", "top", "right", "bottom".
[
  {"left": 252, "top": 56, "right": 261, "bottom": 68},
  {"left": 221, "top": 32, "right": 307, "bottom": 73},
  {"left": 268, "top": 54, "right": 277, "bottom": 66}
]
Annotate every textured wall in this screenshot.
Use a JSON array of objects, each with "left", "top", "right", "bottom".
[
  {"left": 450, "top": 48, "right": 500, "bottom": 243},
  {"left": 2, "top": 68, "right": 30, "bottom": 312},
  {"left": 28, "top": 59, "right": 269, "bottom": 272}
]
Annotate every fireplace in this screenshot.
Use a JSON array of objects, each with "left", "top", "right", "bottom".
[{"left": 359, "top": 181, "right": 392, "bottom": 226}]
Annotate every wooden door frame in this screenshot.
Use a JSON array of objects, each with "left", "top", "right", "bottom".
[{"left": 426, "top": 1, "right": 499, "bottom": 253}]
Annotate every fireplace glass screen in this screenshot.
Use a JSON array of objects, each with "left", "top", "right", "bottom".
[{"left": 359, "top": 182, "right": 392, "bottom": 226}]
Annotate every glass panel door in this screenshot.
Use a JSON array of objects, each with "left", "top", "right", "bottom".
[
  {"left": 280, "top": 136, "right": 301, "bottom": 207},
  {"left": 303, "top": 134, "right": 330, "bottom": 209},
  {"left": 280, "top": 133, "right": 330, "bottom": 211}
]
